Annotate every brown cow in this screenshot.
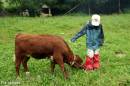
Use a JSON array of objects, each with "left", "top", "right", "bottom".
[{"left": 15, "top": 34, "right": 83, "bottom": 79}]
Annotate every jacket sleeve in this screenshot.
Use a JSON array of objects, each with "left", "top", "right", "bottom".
[
  {"left": 71, "top": 24, "right": 87, "bottom": 42},
  {"left": 99, "top": 25, "right": 104, "bottom": 46}
]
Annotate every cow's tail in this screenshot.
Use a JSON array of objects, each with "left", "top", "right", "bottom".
[{"left": 14, "top": 33, "right": 21, "bottom": 63}]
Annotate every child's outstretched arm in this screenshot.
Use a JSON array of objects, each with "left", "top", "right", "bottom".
[
  {"left": 99, "top": 25, "right": 104, "bottom": 46},
  {"left": 71, "top": 24, "right": 87, "bottom": 42}
]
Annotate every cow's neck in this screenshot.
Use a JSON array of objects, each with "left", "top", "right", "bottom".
[
  {"left": 69, "top": 55, "right": 76, "bottom": 66},
  {"left": 67, "top": 53, "right": 75, "bottom": 65}
]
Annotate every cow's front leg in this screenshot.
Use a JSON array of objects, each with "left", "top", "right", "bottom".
[
  {"left": 59, "top": 64, "right": 68, "bottom": 79},
  {"left": 51, "top": 61, "right": 55, "bottom": 73},
  {"left": 53, "top": 53, "right": 68, "bottom": 79}
]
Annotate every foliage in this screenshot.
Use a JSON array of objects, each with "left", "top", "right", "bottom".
[
  {"left": 0, "top": 1, "right": 3, "bottom": 11},
  {"left": 0, "top": 0, "right": 129, "bottom": 15}
]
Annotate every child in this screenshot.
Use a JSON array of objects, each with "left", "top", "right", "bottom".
[{"left": 71, "top": 14, "right": 104, "bottom": 70}]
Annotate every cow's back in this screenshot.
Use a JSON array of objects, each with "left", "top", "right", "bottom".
[{"left": 15, "top": 34, "right": 70, "bottom": 58}]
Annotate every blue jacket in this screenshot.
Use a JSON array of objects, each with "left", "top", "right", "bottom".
[{"left": 71, "top": 21, "right": 104, "bottom": 50}]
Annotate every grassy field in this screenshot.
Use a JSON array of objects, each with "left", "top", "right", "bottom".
[{"left": 0, "top": 14, "right": 130, "bottom": 86}]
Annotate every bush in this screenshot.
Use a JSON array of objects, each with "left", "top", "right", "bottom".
[
  {"left": 0, "top": 1, "right": 3, "bottom": 11},
  {"left": 5, "top": 7, "right": 21, "bottom": 15},
  {"left": 123, "top": 8, "right": 130, "bottom": 13}
]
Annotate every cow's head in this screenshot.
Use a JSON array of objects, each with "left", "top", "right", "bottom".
[{"left": 70, "top": 55, "right": 83, "bottom": 68}]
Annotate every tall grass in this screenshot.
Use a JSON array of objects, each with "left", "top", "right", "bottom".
[{"left": 0, "top": 14, "right": 130, "bottom": 86}]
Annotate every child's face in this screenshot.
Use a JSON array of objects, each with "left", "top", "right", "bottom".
[{"left": 91, "top": 14, "right": 100, "bottom": 26}]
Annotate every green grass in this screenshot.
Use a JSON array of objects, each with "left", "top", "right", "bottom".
[{"left": 0, "top": 14, "right": 130, "bottom": 86}]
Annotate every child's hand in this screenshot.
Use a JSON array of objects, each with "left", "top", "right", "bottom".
[{"left": 71, "top": 38, "right": 76, "bottom": 42}]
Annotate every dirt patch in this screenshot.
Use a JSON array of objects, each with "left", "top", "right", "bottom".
[{"left": 115, "top": 50, "right": 126, "bottom": 58}]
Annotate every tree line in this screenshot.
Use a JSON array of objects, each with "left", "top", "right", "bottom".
[{"left": 0, "top": 0, "right": 130, "bottom": 16}]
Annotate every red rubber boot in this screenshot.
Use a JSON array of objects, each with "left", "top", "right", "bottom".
[
  {"left": 82, "top": 56, "right": 93, "bottom": 70},
  {"left": 93, "top": 54, "right": 100, "bottom": 69}
]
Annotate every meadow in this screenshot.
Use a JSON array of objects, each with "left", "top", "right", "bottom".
[{"left": 0, "top": 14, "right": 130, "bottom": 86}]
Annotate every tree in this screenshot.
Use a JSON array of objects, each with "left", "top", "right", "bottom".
[
  {"left": 118, "top": 0, "right": 121, "bottom": 13},
  {"left": 5, "top": 0, "right": 130, "bottom": 15},
  {"left": 0, "top": 1, "right": 3, "bottom": 11}
]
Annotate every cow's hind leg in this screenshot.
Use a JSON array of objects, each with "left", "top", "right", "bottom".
[
  {"left": 15, "top": 54, "right": 23, "bottom": 77},
  {"left": 53, "top": 53, "right": 68, "bottom": 79},
  {"left": 22, "top": 56, "right": 30, "bottom": 75}
]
